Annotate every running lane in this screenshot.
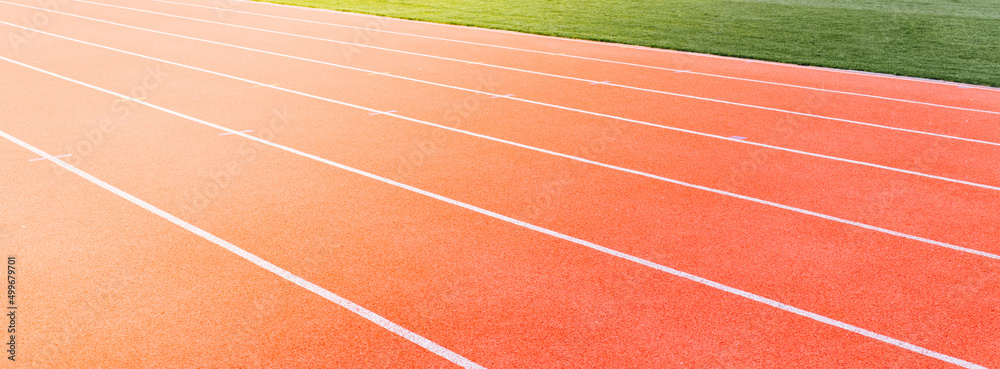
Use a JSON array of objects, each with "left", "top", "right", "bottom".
[
  {"left": 1, "top": 17, "right": 997, "bottom": 367},
  {"left": 1, "top": 5, "right": 998, "bottom": 252},
  {"left": 22, "top": 0, "right": 1000, "bottom": 170},
  {"left": 82, "top": 0, "right": 1000, "bottom": 123},
  {"left": 0, "top": 61, "right": 963, "bottom": 368},
  {"left": 0, "top": 138, "right": 461, "bottom": 368}
]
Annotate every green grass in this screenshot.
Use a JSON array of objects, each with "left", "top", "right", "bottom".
[{"left": 257, "top": 0, "right": 1000, "bottom": 87}]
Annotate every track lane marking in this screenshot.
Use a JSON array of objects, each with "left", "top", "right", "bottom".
[
  {"left": 72, "top": 0, "right": 1000, "bottom": 127},
  {"left": 0, "top": 13, "right": 997, "bottom": 195},
  {"left": 144, "top": 0, "right": 1000, "bottom": 113},
  {"left": 115, "top": 96, "right": 146, "bottom": 102},
  {"left": 223, "top": 0, "right": 1000, "bottom": 93},
  {"left": 0, "top": 59, "right": 986, "bottom": 369},
  {"left": 17, "top": 0, "right": 1000, "bottom": 148},
  {"left": 219, "top": 0, "right": 1000, "bottom": 93},
  {"left": 27, "top": 153, "right": 71, "bottom": 161},
  {"left": 0, "top": 127, "right": 487, "bottom": 369},
  {"left": 218, "top": 129, "right": 253, "bottom": 135},
  {"left": 2, "top": 25, "right": 998, "bottom": 261}
]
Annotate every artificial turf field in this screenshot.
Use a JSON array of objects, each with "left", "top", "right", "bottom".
[{"left": 258, "top": 0, "right": 1000, "bottom": 87}]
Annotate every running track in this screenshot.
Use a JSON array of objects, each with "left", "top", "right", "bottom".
[{"left": 1, "top": 0, "right": 998, "bottom": 367}]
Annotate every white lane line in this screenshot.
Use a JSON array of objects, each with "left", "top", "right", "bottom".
[
  {"left": 236, "top": 1, "right": 1000, "bottom": 94},
  {"left": 55, "top": 0, "right": 1000, "bottom": 142},
  {"left": 368, "top": 110, "right": 397, "bottom": 116},
  {"left": 589, "top": 81, "right": 610, "bottom": 85},
  {"left": 251, "top": 83, "right": 278, "bottom": 88},
  {"left": 687, "top": 49, "right": 1000, "bottom": 92},
  {"left": 1, "top": 14, "right": 997, "bottom": 195},
  {"left": 0, "top": 59, "right": 986, "bottom": 369},
  {"left": 0, "top": 129, "right": 486, "bottom": 369},
  {"left": 115, "top": 96, "right": 146, "bottom": 102},
  {"left": 147, "top": 0, "right": 1000, "bottom": 114},
  {"left": 28, "top": 153, "right": 71, "bottom": 161},
  {"left": 490, "top": 94, "right": 514, "bottom": 99},
  {"left": 219, "top": 129, "right": 253, "bottom": 135},
  {"left": 4, "top": 24, "right": 1000, "bottom": 261},
  {"left": 226, "top": 0, "right": 1000, "bottom": 95}
]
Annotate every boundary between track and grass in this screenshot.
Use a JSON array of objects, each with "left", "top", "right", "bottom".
[
  {"left": 0, "top": 127, "right": 488, "bottom": 369},
  {"left": 53, "top": 0, "right": 1000, "bottom": 143},
  {"left": 71, "top": 1, "right": 1000, "bottom": 125},
  {"left": 3, "top": 5, "right": 1000, "bottom": 196},
  {"left": 150, "top": 0, "right": 1000, "bottom": 105},
  {"left": 229, "top": 0, "right": 1000, "bottom": 93},
  {"left": 0, "top": 55, "right": 988, "bottom": 369},
  {"left": 2, "top": 19, "right": 999, "bottom": 263}
]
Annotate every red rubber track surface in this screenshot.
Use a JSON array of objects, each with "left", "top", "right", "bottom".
[{"left": 1, "top": 0, "right": 998, "bottom": 367}]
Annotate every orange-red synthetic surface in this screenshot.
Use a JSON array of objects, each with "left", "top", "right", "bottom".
[{"left": 1, "top": 0, "right": 998, "bottom": 367}]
